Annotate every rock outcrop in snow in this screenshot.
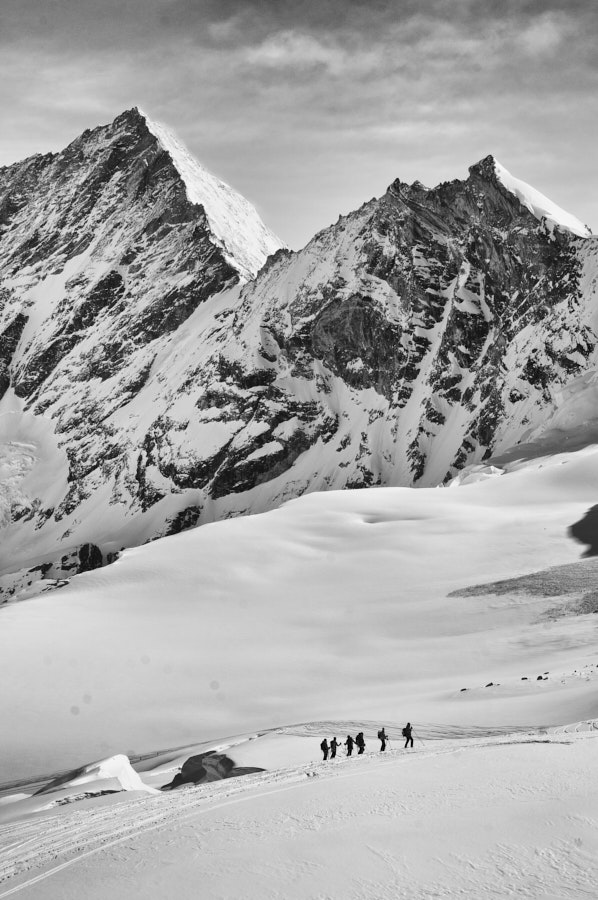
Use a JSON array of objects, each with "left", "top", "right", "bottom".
[{"left": 1, "top": 113, "right": 597, "bottom": 600}]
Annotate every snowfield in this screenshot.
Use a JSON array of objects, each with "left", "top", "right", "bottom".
[
  {"left": 1, "top": 439, "right": 598, "bottom": 896},
  {"left": 2, "top": 441, "right": 598, "bottom": 782}
]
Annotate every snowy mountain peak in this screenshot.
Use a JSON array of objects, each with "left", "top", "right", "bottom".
[
  {"left": 137, "top": 108, "right": 284, "bottom": 280},
  {"left": 112, "top": 105, "right": 147, "bottom": 128},
  {"left": 469, "top": 154, "right": 591, "bottom": 238},
  {"left": 467, "top": 153, "right": 500, "bottom": 180}
]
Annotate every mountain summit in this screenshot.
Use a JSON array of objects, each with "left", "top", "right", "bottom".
[{"left": 1, "top": 113, "right": 596, "bottom": 600}]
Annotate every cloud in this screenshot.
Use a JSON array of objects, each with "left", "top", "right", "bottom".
[
  {"left": 518, "top": 12, "right": 570, "bottom": 56},
  {"left": 206, "top": 12, "right": 248, "bottom": 43},
  {"left": 244, "top": 30, "right": 347, "bottom": 73}
]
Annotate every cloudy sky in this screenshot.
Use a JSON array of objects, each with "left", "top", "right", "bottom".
[{"left": 1, "top": 0, "right": 596, "bottom": 248}]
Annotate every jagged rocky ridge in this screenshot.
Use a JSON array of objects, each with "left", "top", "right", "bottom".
[{"left": 1, "top": 108, "right": 597, "bottom": 599}]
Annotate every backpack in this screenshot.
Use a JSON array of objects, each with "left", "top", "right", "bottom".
[
  {"left": 401, "top": 728, "right": 407, "bottom": 737},
  {"left": 377, "top": 730, "right": 383, "bottom": 739},
  {"left": 321, "top": 740, "right": 327, "bottom": 750}
]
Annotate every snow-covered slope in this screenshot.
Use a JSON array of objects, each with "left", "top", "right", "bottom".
[{"left": 1, "top": 117, "right": 597, "bottom": 602}]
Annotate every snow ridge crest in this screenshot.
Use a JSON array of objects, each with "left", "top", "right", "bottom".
[
  {"left": 471, "top": 154, "right": 591, "bottom": 238},
  {"left": 137, "top": 107, "right": 284, "bottom": 280}
]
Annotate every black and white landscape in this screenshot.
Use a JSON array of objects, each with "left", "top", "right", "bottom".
[
  {"left": 1, "top": 1, "right": 598, "bottom": 897},
  {"left": 1, "top": 108, "right": 596, "bottom": 598}
]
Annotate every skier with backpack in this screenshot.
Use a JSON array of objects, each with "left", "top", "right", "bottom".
[
  {"left": 345, "top": 734, "right": 354, "bottom": 756},
  {"left": 402, "top": 723, "right": 414, "bottom": 748},
  {"left": 355, "top": 732, "right": 366, "bottom": 754},
  {"left": 330, "top": 737, "right": 340, "bottom": 759},
  {"left": 377, "top": 727, "right": 388, "bottom": 751},
  {"left": 320, "top": 738, "right": 329, "bottom": 760}
]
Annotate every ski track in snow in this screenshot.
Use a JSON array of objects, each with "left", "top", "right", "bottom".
[
  {"left": 1, "top": 756, "right": 372, "bottom": 892},
  {"left": 1, "top": 725, "right": 596, "bottom": 897}
]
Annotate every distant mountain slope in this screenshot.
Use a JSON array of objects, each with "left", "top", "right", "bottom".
[{"left": 1, "top": 113, "right": 597, "bottom": 599}]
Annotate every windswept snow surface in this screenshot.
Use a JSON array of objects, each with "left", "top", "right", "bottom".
[
  {"left": 141, "top": 110, "right": 283, "bottom": 279},
  {"left": 494, "top": 158, "right": 592, "bottom": 237},
  {"left": 1, "top": 730, "right": 597, "bottom": 898}
]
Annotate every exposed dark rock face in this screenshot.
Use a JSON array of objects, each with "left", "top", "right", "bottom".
[
  {"left": 78, "top": 543, "right": 104, "bottom": 572},
  {"left": 0, "top": 111, "right": 596, "bottom": 601},
  {"left": 161, "top": 752, "right": 260, "bottom": 790},
  {"left": 0, "top": 308, "right": 27, "bottom": 398}
]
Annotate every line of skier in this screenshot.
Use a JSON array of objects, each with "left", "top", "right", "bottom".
[{"left": 320, "top": 723, "right": 414, "bottom": 760}]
